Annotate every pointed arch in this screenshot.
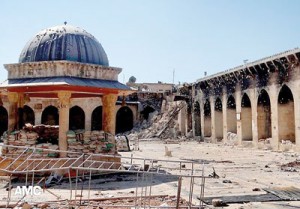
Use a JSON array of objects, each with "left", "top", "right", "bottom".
[
  {"left": 116, "top": 106, "right": 133, "bottom": 134},
  {"left": 18, "top": 105, "right": 35, "bottom": 129},
  {"left": 214, "top": 97, "right": 223, "bottom": 140},
  {"left": 204, "top": 99, "right": 211, "bottom": 137},
  {"left": 69, "top": 106, "right": 85, "bottom": 130},
  {"left": 91, "top": 106, "right": 102, "bottom": 131},
  {"left": 257, "top": 89, "right": 271, "bottom": 139},
  {"left": 278, "top": 85, "right": 295, "bottom": 143},
  {"left": 22, "top": 105, "right": 35, "bottom": 125},
  {"left": 227, "top": 95, "right": 237, "bottom": 133},
  {"left": 42, "top": 106, "right": 59, "bottom": 125},
  {"left": 241, "top": 93, "right": 252, "bottom": 141}
]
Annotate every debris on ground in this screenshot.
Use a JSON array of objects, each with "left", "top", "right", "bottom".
[
  {"left": 38, "top": 195, "right": 193, "bottom": 209},
  {"left": 209, "top": 167, "right": 219, "bottom": 178},
  {"left": 115, "top": 135, "right": 130, "bottom": 152},
  {"left": 125, "top": 100, "right": 190, "bottom": 140},
  {"left": 281, "top": 160, "right": 300, "bottom": 172},
  {"left": 212, "top": 198, "right": 227, "bottom": 207}
]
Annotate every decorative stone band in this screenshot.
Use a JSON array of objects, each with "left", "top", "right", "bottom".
[{"left": 5, "top": 60, "right": 122, "bottom": 81}]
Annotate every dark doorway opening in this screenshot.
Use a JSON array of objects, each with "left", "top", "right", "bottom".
[
  {"left": 42, "top": 106, "right": 59, "bottom": 125},
  {"left": 0, "top": 106, "right": 8, "bottom": 136},
  {"left": 69, "top": 106, "right": 85, "bottom": 130},
  {"left": 91, "top": 106, "right": 102, "bottom": 131},
  {"left": 116, "top": 106, "right": 133, "bottom": 134}
]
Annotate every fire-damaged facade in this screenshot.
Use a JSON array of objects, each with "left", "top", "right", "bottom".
[{"left": 192, "top": 48, "right": 300, "bottom": 151}]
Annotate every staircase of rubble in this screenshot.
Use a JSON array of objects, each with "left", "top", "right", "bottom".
[{"left": 154, "top": 101, "right": 186, "bottom": 138}]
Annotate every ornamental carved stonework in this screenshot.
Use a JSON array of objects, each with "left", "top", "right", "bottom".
[{"left": 57, "top": 91, "right": 72, "bottom": 109}]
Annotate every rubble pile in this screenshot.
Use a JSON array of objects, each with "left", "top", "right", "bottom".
[
  {"left": 115, "top": 135, "right": 130, "bottom": 151},
  {"left": 127, "top": 101, "right": 187, "bottom": 140},
  {"left": 258, "top": 138, "right": 272, "bottom": 150},
  {"left": 224, "top": 132, "right": 238, "bottom": 145},
  {"left": 1, "top": 124, "right": 59, "bottom": 157},
  {"left": 280, "top": 140, "right": 295, "bottom": 151},
  {"left": 138, "top": 92, "right": 163, "bottom": 113},
  {"left": 32, "top": 195, "right": 192, "bottom": 208},
  {"left": 67, "top": 130, "right": 115, "bottom": 157}
]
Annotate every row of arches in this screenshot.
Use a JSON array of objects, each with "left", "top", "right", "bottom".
[
  {"left": 0, "top": 105, "right": 134, "bottom": 136},
  {"left": 194, "top": 84, "right": 295, "bottom": 143}
]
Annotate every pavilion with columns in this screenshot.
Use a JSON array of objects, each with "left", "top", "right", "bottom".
[{"left": 0, "top": 24, "right": 133, "bottom": 157}]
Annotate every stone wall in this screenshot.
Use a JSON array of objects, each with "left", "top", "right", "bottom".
[
  {"left": 227, "top": 109, "right": 237, "bottom": 133},
  {"left": 241, "top": 107, "right": 252, "bottom": 140},
  {"left": 214, "top": 111, "right": 223, "bottom": 139},
  {"left": 5, "top": 61, "right": 121, "bottom": 81},
  {"left": 278, "top": 102, "right": 295, "bottom": 142},
  {"left": 204, "top": 117, "right": 211, "bottom": 137}
]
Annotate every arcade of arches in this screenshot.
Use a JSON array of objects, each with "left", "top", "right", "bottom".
[
  {"left": 193, "top": 49, "right": 300, "bottom": 151},
  {"left": 0, "top": 102, "right": 136, "bottom": 136}
]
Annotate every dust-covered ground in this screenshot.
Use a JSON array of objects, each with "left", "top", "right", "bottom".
[{"left": 0, "top": 139, "right": 299, "bottom": 208}]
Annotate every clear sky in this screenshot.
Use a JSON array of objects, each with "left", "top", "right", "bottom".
[{"left": 0, "top": 0, "right": 299, "bottom": 84}]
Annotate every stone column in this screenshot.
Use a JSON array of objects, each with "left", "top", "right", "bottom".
[
  {"left": 200, "top": 96, "right": 205, "bottom": 141},
  {"left": 178, "top": 102, "right": 187, "bottom": 137},
  {"left": 210, "top": 96, "right": 216, "bottom": 143},
  {"left": 7, "top": 92, "right": 19, "bottom": 132},
  {"left": 250, "top": 88, "right": 258, "bottom": 147},
  {"left": 102, "top": 94, "right": 118, "bottom": 135},
  {"left": 35, "top": 110, "right": 42, "bottom": 125},
  {"left": 294, "top": 80, "right": 300, "bottom": 151},
  {"left": 222, "top": 88, "right": 228, "bottom": 142},
  {"left": 85, "top": 109, "right": 92, "bottom": 131},
  {"left": 57, "top": 91, "right": 71, "bottom": 157},
  {"left": 269, "top": 84, "right": 279, "bottom": 150},
  {"left": 235, "top": 85, "right": 242, "bottom": 145},
  {"left": 191, "top": 86, "right": 196, "bottom": 137}
]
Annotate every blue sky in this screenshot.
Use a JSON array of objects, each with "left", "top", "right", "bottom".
[{"left": 0, "top": 0, "right": 299, "bottom": 84}]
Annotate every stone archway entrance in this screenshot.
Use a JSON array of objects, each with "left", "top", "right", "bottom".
[
  {"left": 116, "top": 106, "right": 133, "bottom": 134},
  {"left": 278, "top": 85, "right": 295, "bottom": 143},
  {"left": 214, "top": 98, "right": 223, "bottom": 140},
  {"left": 91, "top": 106, "right": 102, "bottom": 131},
  {"left": 42, "top": 106, "right": 59, "bottom": 125},
  {"left": 257, "top": 89, "right": 271, "bottom": 140},
  {"left": 194, "top": 102, "right": 201, "bottom": 136},
  {"left": 18, "top": 105, "right": 35, "bottom": 128},
  {"left": 227, "top": 95, "right": 237, "bottom": 133},
  {"left": 69, "top": 106, "right": 85, "bottom": 130},
  {"left": 204, "top": 99, "right": 211, "bottom": 137},
  {"left": 241, "top": 93, "right": 252, "bottom": 141},
  {"left": 0, "top": 106, "right": 8, "bottom": 136}
]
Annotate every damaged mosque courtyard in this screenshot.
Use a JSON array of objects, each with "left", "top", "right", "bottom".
[{"left": 0, "top": 23, "right": 299, "bottom": 208}]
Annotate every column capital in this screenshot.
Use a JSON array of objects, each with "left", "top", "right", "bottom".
[
  {"left": 57, "top": 91, "right": 72, "bottom": 108},
  {"left": 102, "top": 94, "right": 118, "bottom": 104},
  {"left": 7, "top": 92, "right": 19, "bottom": 103}
]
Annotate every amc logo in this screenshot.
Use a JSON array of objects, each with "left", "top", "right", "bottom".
[{"left": 15, "top": 186, "right": 43, "bottom": 196}]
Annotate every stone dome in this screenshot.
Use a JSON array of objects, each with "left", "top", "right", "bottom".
[{"left": 19, "top": 24, "right": 109, "bottom": 66}]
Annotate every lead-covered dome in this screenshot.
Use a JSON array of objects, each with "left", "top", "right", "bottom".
[{"left": 19, "top": 24, "right": 109, "bottom": 66}]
